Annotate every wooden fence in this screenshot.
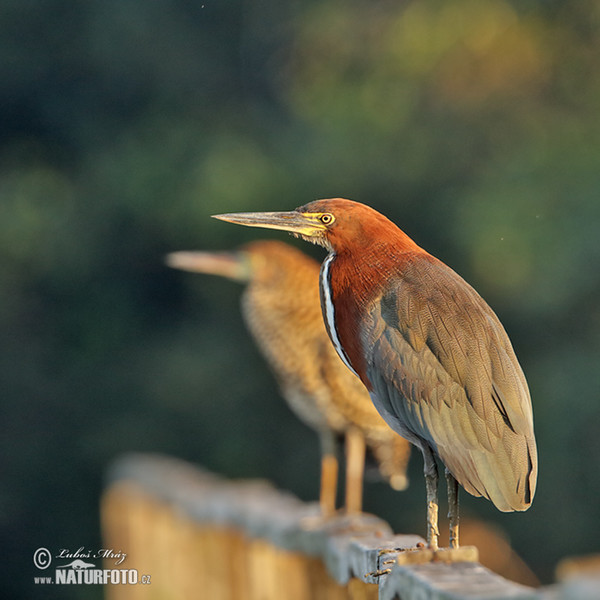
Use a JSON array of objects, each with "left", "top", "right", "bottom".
[{"left": 101, "top": 454, "right": 598, "bottom": 600}]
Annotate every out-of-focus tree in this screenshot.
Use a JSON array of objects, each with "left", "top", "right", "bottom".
[{"left": 1, "top": 1, "right": 599, "bottom": 596}]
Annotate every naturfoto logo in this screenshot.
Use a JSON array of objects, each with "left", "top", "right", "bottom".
[{"left": 33, "top": 547, "right": 152, "bottom": 586}]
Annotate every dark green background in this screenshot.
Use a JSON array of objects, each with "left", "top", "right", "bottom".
[{"left": 3, "top": 1, "right": 599, "bottom": 598}]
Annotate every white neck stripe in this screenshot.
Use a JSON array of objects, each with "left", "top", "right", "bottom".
[{"left": 321, "top": 254, "right": 359, "bottom": 378}]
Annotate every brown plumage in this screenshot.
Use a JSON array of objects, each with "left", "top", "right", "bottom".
[
  {"left": 365, "top": 255, "right": 535, "bottom": 512},
  {"left": 212, "top": 198, "right": 538, "bottom": 550},
  {"left": 166, "top": 240, "right": 411, "bottom": 516}
]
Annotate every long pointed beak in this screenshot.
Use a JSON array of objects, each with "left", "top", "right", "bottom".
[
  {"left": 165, "top": 251, "right": 249, "bottom": 281},
  {"left": 212, "top": 211, "right": 325, "bottom": 238}
]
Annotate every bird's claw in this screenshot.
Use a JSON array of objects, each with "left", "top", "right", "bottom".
[
  {"left": 365, "top": 553, "right": 399, "bottom": 578},
  {"left": 364, "top": 567, "right": 391, "bottom": 578},
  {"left": 377, "top": 547, "right": 401, "bottom": 557}
]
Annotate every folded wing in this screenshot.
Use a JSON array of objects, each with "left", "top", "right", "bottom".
[{"left": 363, "top": 254, "right": 537, "bottom": 512}]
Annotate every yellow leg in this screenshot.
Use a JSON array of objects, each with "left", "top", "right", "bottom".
[
  {"left": 320, "top": 453, "right": 338, "bottom": 517},
  {"left": 344, "top": 428, "right": 366, "bottom": 515}
]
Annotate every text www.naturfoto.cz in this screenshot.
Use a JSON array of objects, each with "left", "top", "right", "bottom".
[{"left": 34, "top": 569, "right": 151, "bottom": 585}]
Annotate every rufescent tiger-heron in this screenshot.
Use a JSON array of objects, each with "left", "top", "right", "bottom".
[{"left": 212, "top": 199, "right": 537, "bottom": 552}]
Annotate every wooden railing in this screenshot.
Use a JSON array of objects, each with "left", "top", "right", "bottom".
[{"left": 101, "top": 454, "right": 598, "bottom": 600}]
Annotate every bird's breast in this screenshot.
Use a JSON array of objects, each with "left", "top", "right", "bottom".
[{"left": 319, "top": 253, "right": 375, "bottom": 389}]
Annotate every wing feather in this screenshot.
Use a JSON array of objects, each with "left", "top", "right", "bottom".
[{"left": 364, "top": 255, "right": 537, "bottom": 511}]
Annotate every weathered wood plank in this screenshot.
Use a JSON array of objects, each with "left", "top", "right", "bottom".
[
  {"left": 102, "top": 453, "right": 597, "bottom": 600},
  {"left": 380, "top": 562, "right": 539, "bottom": 600}
]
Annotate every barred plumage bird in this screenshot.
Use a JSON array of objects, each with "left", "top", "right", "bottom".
[{"left": 167, "top": 240, "right": 411, "bottom": 516}]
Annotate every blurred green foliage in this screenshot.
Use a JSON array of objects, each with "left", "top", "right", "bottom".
[{"left": 2, "top": 1, "right": 600, "bottom": 597}]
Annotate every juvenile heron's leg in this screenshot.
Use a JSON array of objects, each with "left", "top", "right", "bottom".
[
  {"left": 422, "top": 446, "right": 439, "bottom": 551},
  {"left": 344, "top": 427, "right": 366, "bottom": 514},
  {"left": 319, "top": 430, "right": 339, "bottom": 517},
  {"left": 446, "top": 468, "right": 459, "bottom": 549}
]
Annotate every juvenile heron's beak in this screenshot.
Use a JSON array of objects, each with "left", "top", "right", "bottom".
[
  {"left": 212, "top": 211, "right": 326, "bottom": 238},
  {"left": 165, "top": 251, "right": 250, "bottom": 281}
]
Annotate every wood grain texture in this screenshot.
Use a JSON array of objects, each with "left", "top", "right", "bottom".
[{"left": 100, "top": 454, "right": 557, "bottom": 600}]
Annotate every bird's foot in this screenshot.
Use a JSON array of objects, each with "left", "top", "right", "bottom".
[
  {"left": 300, "top": 510, "right": 391, "bottom": 536},
  {"left": 365, "top": 542, "right": 479, "bottom": 578},
  {"left": 394, "top": 544, "right": 479, "bottom": 565},
  {"left": 364, "top": 537, "right": 427, "bottom": 579},
  {"left": 366, "top": 550, "right": 403, "bottom": 579},
  {"left": 298, "top": 505, "right": 338, "bottom": 531}
]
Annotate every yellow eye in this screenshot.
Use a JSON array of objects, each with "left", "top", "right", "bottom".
[{"left": 319, "top": 213, "right": 334, "bottom": 225}]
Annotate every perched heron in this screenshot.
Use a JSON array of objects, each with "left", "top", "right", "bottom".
[
  {"left": 167, "top": 240, "right": 411, "bottom": 516},
  {"left": 213, "top": 199, "right": 538, "bottom": 550}
]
